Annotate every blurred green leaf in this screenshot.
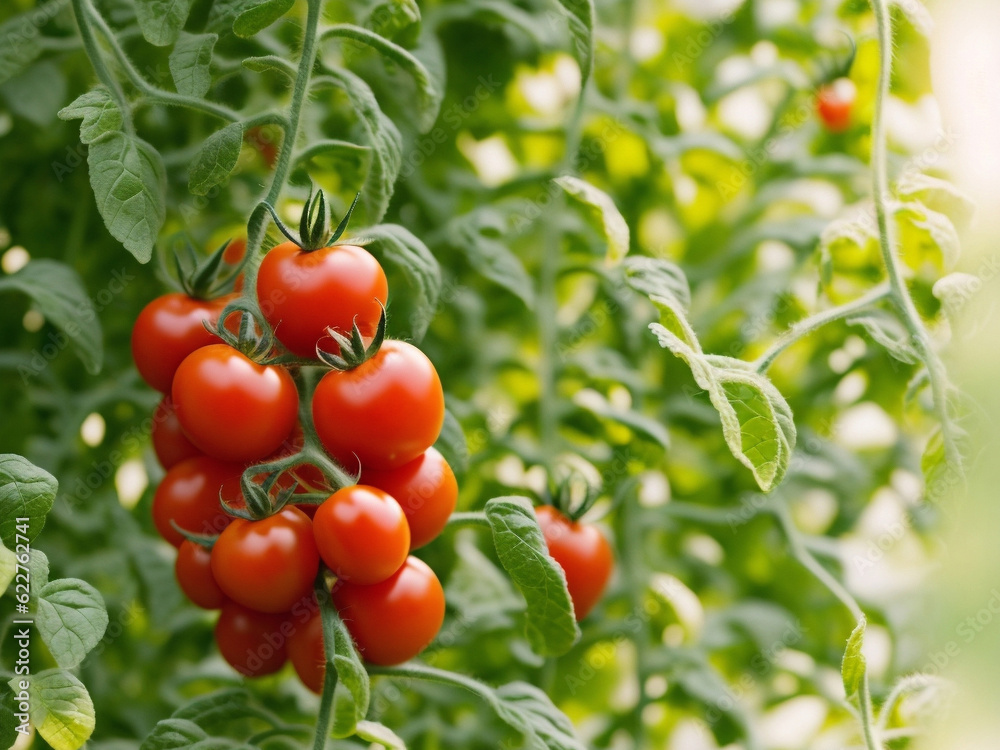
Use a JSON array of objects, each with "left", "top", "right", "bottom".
[
  {"left": 841, "top": 616, "right": 867, "bottom": 698},
  {"left": 140, "top": 718, "right": 207, "bottom": 750},
  {"left": 189, "top": 122, "right": 243, "bottom": 196},
  {"left": 0, "top": 537, "right": 14, "bottom": 592},
  {"left": 0, "top": 454, "right": 57, "bottom": 548},
  {"left": 355, "top": 720, "right": 407, "bottom": 749},
  {"left": 233, "top": 0, "right": 295, "bottom": 38},
  {"left": 555, "top": 176, "right": 629, "bottom": 265},
  {"left": 169, "top": 33, "right": 218, "bottom": 97},
  {"left": 136, "top": 0, "right": 195, "bottom": 46},
  {"left": 11, "top": 670, "right": 95, "bottom": 750},
  {"left": 36, "top": 578, "right": 109, "bottom": 669}
]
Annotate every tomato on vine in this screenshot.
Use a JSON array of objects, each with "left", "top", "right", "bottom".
[
  {"left": 257, "top": 241, "right": 388, "bottom": 358},
  {"left": 151, "top": 396, "right": 201, "bottom": 469},
  {"left": 287, "top": 608, "right": 324, "bottom": 694},
  {"left": 215, "top": 601, "right": 289, "bottom": 677},
  {"left": 171, "top": 344, "right": 298, "bottom": 463},
  {"left": 313, "top": 340, "right": 445, "bottom": 472},
  {"left": 817, "top": 78, "right": 856, "bottom": 133},
  {"left": 152, "top": 456, "right": 243, "bottom": 547},
  {"left": 362, "top": 447, "right": 458, "bottom": 549},
  {"left": 313, "top": 485, "right": 410, "bottom": 584},
  {"left": 211, "top": 506, "right": 320, "bottom": 614},
  {"left": 535, "top": 505, "right": 614, "bottom": 620},
  {"left": 131, "top": 293, "right": 232, "bottom": 393},
  {"left": 175, "top": 540, "right": 226, "bottom": 609},
  {"left": 332, "top": 556, "right": 445, "bottom": 666}
]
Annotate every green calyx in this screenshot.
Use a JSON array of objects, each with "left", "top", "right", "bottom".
[
  {"left": 547, "top": 470, "right": 601, "bottom": 523},
  {"left": 208, "top": 301, "right": 278, "bottom": 363},
  {"left": 169, "top": 522, "right": 218, "bottom": 549},
  {"left": 264, "top": 190, "right": 360, "bottom": 252},
  {"left": 316, "top": 305, "right": 386, "bottom": 371},
  {"left": 172, "top": 236, "right": 241, "bottom": 299}
]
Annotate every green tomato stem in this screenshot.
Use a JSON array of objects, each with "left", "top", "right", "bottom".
[
  {"left": 869, "top": 0, "right": 961, "bottom": 468},
  {"left": 444, "top": 511, "right": 491, "bottom": 530},
  {"left": 68, "top": 0, "right": 135, "bottom": 135},
  {"left": 312, "top": 573, "right": 341, "bottom": 750},
  {"left": 858, "top": 674, "right": 884, "bottom": 750}
]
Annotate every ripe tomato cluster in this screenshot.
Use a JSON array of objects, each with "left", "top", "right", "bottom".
[{"left": 134, "top": 226, "right": 454, "bottom": 690}]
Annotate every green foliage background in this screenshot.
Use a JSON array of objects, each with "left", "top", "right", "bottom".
[{"left": 0, "top": 0, "right": 986, "bottom": 748}]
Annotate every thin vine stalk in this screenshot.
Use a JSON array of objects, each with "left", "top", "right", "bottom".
[{"left": 869, "top": 0, "right": 961, "bottom": 468}]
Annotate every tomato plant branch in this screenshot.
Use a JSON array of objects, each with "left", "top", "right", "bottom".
[
  {"left": 753, "top": 283, "right": 892, "bottom": 373},
  {"left": 858, "top": 676, "right": 884, "bottom": 750},
  {"left": 869, "top": 0, "right": 961, "bottom": 468},
  {"left": 445, "top": 511, "right": 490, "bottom": 530},
  {"left": 312, "top": 574, "right": 341, "bottom": 750},
  {"left": 81, "top": 0, "right": 241, "bottom": 123},
  {"left": 68, "top": 0, "right": 134, "bottom": 135}
]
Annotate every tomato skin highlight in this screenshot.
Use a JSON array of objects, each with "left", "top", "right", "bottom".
[
  {"left": 361, "top": 448, "right": 457, "bottom": 549},
  {"left": 175, "top": 540, "right": 227, "bottom": 609},
  {"left": 333, "top": 556, "right": 445, "bottom": 666},
  {"left": 215, "top": 601, "right": 289, "bottom": 677},
  {"left": 534, "top": 506, "right": 614, "bottom": 620},
  {"left": 171, "top": 344, "right": 299, "bottom": 463},
  {"left": 288, "top": 608, "right": 324, "bottom": 693},
  {"left": 256, "top": 241, "right": 388, "bottom": 358},
  {"left": 151, "top": 396, "right": 201, "bottom": 469},
  {"left": 313, "top": 486, "right": 410, "bottom": 584},
  {"left": 152, "top": 456, "right": 243, "bottom": 547},
  {"left": 313, "top": 340, "right": 445, "bottom": 472},
  {"left": 131, "top": 293, "right": 231, "bottom": 393},
  {"left": 211, "top": 507, "right": 320, "bottom": 614}
]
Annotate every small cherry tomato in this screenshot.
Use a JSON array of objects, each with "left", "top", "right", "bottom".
[
  {"left": 151, "top": 396, "right": 201, "bottom": 469},
  {"left": 333, "top": 556, "right": 445, "bottom": 666},
  {"left": 152, "top": 456, "right": 243, "bottom": 547},
  {"left": 534, "top": 506, "right": 614, "bottom": 620},
  {"left": 256, "top": 241, "right": 388, "bottom": 358},
  {"left": 131, "top": 292, "right": 231, "bottom": 393},
  {"left": 288, "top": 608, "right": 324, "bottom": 694},
  {"left": 215, "top": 601, "right": 290, "bottom": 677},
  {"left": 361, "top": 448, "right": 457, "bottom": 549},
  {"left": 172, "top": 344, "right": 298, "bottom": 463},
  {"left": 312, "top": 340, "right": 445, "bottom": 472},
  {"left": 817, "top": 79, "right": 855, "bottom": 133},
  {"left": 211, "top": 507, "right": 320, "bottom": 614},
  {"left": 175, "top": 540, "right": 226, "bottom": 609},
  {"left": 313, "top": 486, "right": 410, "bottom": 584}
]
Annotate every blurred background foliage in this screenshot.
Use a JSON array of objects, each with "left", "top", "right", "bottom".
[{"left": 0, "top": 0, "right": 989, "bottom": 747}]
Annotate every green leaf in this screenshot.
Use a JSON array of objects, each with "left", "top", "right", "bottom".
[
  {"left": 841, "top": 616, "right": 867, "bottom": 698},
  {"left": 319, "top": 596, "right": 370, "bottom": 738},
  {"left": 356, "top": 224, "right": 442, "bottom": 341},
  {"left": 325, "top": 69, "right": 402, "bottom": 224},
  {"left": 846, "top": 309, "right": 920, "bottom": 364},
  {"left": 0, "top": 685, "right": 17, "bottom": 750},
  {"left": 136, "top": 0, "right": 196, "bottom": 46},
  {"left": 0, "top": 259, "right": 104, "bottom": 374},
  {"left": 448, "top": 214, "right": 534, "bottom": 307},
  {"left": 242, "top": 54, "right": 297, "bottom": 79},
  {"left": 0, "top": 60, "right": 67, "bottom": 127},
  {"left": 574, "top": 394, "right": 671, "bottom": 449},
  {"left": 434, "top": 409, "right": 468, "bottom": 476},
  {"left": 324, "top": 24, "right": 443, "bottom": 132},
  {"left": 0, "top": 538, "right": 15, "bottom": 593},
  {"left": 446, "top": 533, "right": 521, "bottom": 621},
  {"left": 169, "top": 33, "right": 218, "bottom": 97},
  {"left": 140, "top": 718, "right": 207, "bottom": 750},
  {"left": 188, "top": 122, "right": 243, "bottom": 196},
  {"left": 363, "top": 0, "right": 421, "bottom": 44},
  {"left": 0, "top": 13, "right": 44, "bottom": 86},
  {"left": 87, "top": 132, "right": 166, "bottom": 264},
  {"left": 0, "top": 454, "right": 57, "bottom": 549},
  {"left": 895, "top": 202, "right": 960, "bottom": 274},
  {"left": 36, "top": 579, "right": 109, "bottom": 669},
  {"left": 624, "top": 256, "right": 691, "bottom": 312},
  {"left": 30, "top": 548, "right": 50, "bottom": 596},
  {"left": 354, "top": 720, "right": 407, "bottom": 749},
  {"left": 896, "top": 172, "right": 975, "bottom": 231},
  {"left": 484, "top": 497, "right": 580, "bottom": 657},
  {"left": 553, "top": 0, "right": 595, "bottom": 90},
  {"left": 233, "top": 0, "right": 295, "bottom": 38},
  {"left": 11, "top": 669, "right": 95, "bottom": 750},
  {"left": 171, "top": 689, "right": 260, "bottom": 731},
  {"left": 58, "top": 87, "right": 123, "bottom": 144},
  {"left": 554, "top": 176, "right": 629, "bottom": 265},
  {"left": 648, "top": 294, "right": 701, "bottom": 352},
  {"left": 493, "top": 682, "right": 586, "bottom": 750}
]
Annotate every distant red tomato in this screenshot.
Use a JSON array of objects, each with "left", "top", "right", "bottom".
[
  {"left": 362, "top": 448, "right": 458, "bottom": 549},
  {"left": 175, "top": 540, "right": 226, "bottom": 609},
  {"left": 817, "top": 79, "right": 855, "bottom": 133},
  {"left": 215, "top": 601, "right": 289, "bottom": 677},
  {"left": 152, "top": 456, "right": 243, "bottom": 547},
  {"left": 288, "top": 608, "right": 324, "bottom": 693},
  {"left": 535, "top": 506, "right": 614, "bottom": 620},
  {"left": 151, "top": 396, "right": 201, "bottom": 469}
]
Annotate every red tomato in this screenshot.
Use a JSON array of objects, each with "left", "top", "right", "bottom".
[
  {"left": 151, "top": 396, "right": 201, "bottom": 469},
  {"left": 332, "top": 556, "right": 445, "bottom": 666},
  {"left": 817, "top": 80, "right": 855, "bottom": 133},
  {"left": 215, "top": 601, "right": 290, "bottom": 677},
  {"left": 535, "top": 506, "right": 614, "bottom": 620},
  {"left": 171, "top": 344, "right": 298, "bottom": 463},
  {"left": 312, "top": 340, "right": 445, "bottom": 472},
  {"left": 362, "top": 448, "right": 457, "bottom": 549},
  {"left": 152, "top": 456, "right": 243, "bottom": 547},
  {"left": 131, "top": 293, "right": 232, "bottom": 393},
  {"left": 245, "top": 125, "right": 280, "bottom": 169},
  {"left": 256, "top": 241, "right": 388, "bottom": 358},
  {"left": 175, "top": 540, "right": 226, "bottom": 609},
  {"left": 313, "top": 486, "right": 410, "bottom": 584},
  {"left": 288, "top": 608, "right": 324, "bottom": 693},
  {"left": 211, "top": 507, "right": 320, "bottom": 614}
]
